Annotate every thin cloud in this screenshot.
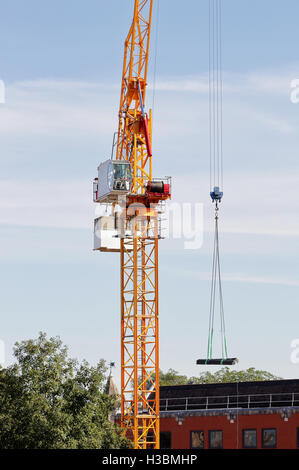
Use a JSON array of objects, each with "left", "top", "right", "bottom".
[
  {"left": 179, "top": 269, "right": 299, "bottom": 288},
  {"left": 0, "top": 180, "right": 92, "bottom": 229},
  {"left": 153, "top": 68, "right": 297, "bottom": 96},
  {"left": 0, "top": 69, "right": 296, "bottom": 140}
]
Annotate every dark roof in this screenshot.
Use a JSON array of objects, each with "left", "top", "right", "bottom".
[
  {"left": 159, "top": 379, "right": 299, "bottom": 411},
  {"left": 160, "top": 379, "right": 299, "bottom": 398}
]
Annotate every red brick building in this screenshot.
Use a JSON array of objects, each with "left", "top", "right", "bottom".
[{"left": 159, "top": 379, "right": 299, "bottom": 449}]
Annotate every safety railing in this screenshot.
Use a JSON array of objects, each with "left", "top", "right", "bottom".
[{"left": 160, "top": 392, "right": 299, "bottom": 412}]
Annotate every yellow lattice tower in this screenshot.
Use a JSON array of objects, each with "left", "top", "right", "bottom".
[{"left": 115, "top": 0, "right": 163, "bottom": 449}]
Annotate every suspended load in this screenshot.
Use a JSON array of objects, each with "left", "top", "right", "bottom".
[{"left": 197, "top": 358, "right": 238, "bottom": 366}]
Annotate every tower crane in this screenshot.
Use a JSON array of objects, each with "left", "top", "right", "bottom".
[{"left": 93, "top": 0, "right": 170, "bottom": 449}]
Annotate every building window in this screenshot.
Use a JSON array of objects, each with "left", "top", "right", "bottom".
[
  {"left": 160, "top": 432, "right": 171, "bottom": 449},
  {"left": 209, "top": 430, "right": 223, "bottom": 449},
  {"left": 190, "top": 431, "right": 204, "bottom": 449},
  {"left": 262, "top": 429, "right": 277, "bottom": 449},
  {"left": 242, "top": 429, "right": 257, "bottom": 449}
]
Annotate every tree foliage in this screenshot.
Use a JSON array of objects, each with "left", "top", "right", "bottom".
[
  {"left": 0, "top": 332, "right": 128, "bottom": 449},
  {"left": 159, "top": 369, "right": 190, "bottom": 386},
  {"left": 159, "top": 367, "right": 281, "bottom": 386}
]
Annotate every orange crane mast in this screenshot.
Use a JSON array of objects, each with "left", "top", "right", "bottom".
[{"left": 93, "top": 0, "right": 171, "bottom": 449}]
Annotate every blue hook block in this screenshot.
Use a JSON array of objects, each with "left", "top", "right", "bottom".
[{"left": 210, "top": 186, "right": 223, "bottom": 202}]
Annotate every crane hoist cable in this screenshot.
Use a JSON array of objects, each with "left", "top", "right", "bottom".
[
  {"left": 207, "top": 199, "right": 227, "bottom": 361},
  {"left": 209, "top": 0, "right": 223, "bottom": 194},
  {"left": 197, "top": 0, "right": 238, "bottom": 367}
]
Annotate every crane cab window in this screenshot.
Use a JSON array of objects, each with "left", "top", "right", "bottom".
[{"left": 110, "top": 162, "right": 132, "bottom": 191}]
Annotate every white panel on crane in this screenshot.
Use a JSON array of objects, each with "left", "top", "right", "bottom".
[
  {"left": 94, "top": 216, "right": 134, "bottom": 253},
  {"left": 95, "top": 160, "right": 132, "bottom": 203}
]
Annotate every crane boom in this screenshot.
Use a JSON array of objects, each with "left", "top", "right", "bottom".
[{"left": 116, "top": 0, "right": 153, "bottom": 195}]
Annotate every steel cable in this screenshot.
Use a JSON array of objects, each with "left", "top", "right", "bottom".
[{"left": 206, "top": 0, "right": 227, "bottom": 360}]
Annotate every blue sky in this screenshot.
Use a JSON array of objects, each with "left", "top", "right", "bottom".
[{"left": 1, "top": 0, "right": 299, "bottom": 384}]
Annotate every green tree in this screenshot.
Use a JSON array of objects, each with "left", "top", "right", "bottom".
[
  {"left": 159, "top": 367, "right": 281, "bottom": 386},
  {"left": 159, "top": 368, "right": 189, "bottom": 386},
  {"left": 0, "top": 332, "right": 128, "bottom": 449}
]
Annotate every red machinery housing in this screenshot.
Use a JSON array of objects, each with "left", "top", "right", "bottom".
[{"left": 146, "top": 179, "right": 171, "bottom": 200}]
